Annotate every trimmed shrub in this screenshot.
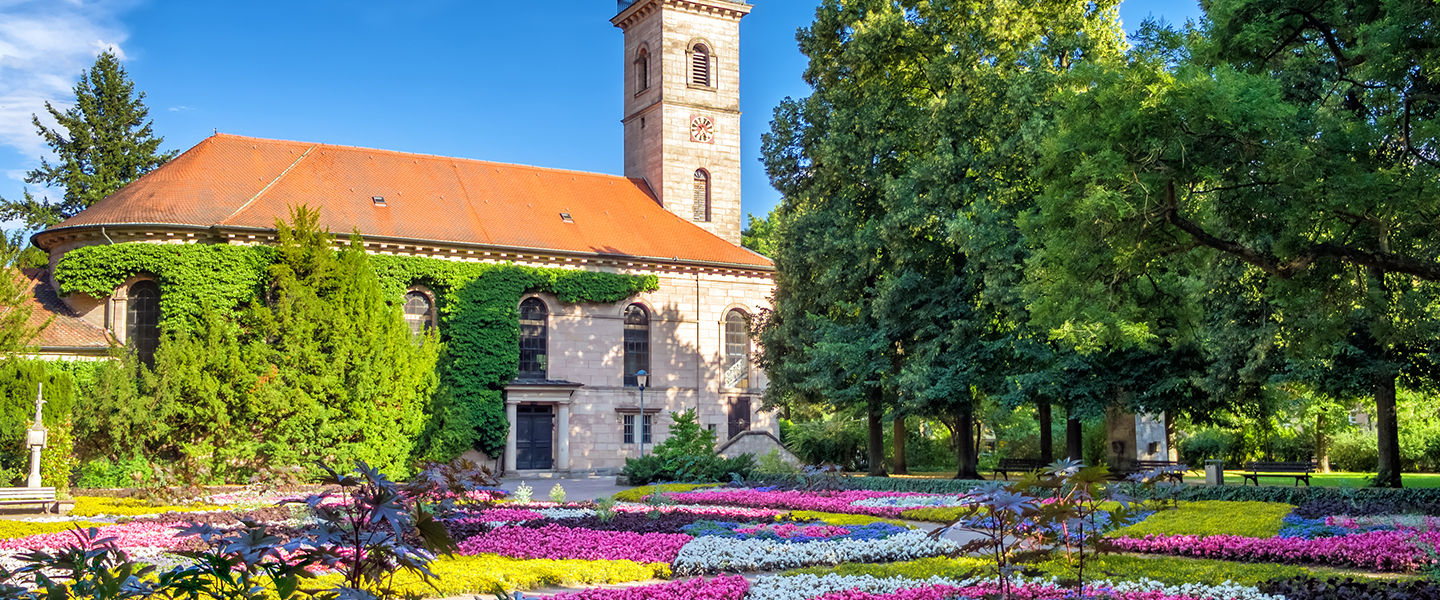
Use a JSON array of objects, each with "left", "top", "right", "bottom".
[{"left": 841, "top": 477, "right": 989, "bottom": 495}]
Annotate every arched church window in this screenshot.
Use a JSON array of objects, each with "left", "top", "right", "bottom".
[
  {"left": 518, "top": 298, "right": 549, "bottom": 379},
  {"left": 404, "top": 291, "right": 434, "bottom": 335},
  {"left": 624, "top": 304, "right": 649, "bottom": 387},
  {"left": 127, "top": 280, "right": 161, "bottom": 366},
  {"left": 691, "top": 44, "right": 711, "bottom": 87},
  {"left": 723, "top": 309, "right": 749, "bottom": 388},
  {"left": 693, "top": 169, "right": 711, "bottom": 222},
  {"left": 635, "top": 47, "right": 650, "bottom": 92}
]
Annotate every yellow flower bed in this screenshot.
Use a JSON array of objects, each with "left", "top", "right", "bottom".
[
  {"left": 613, "top": 483, "right": 719, "bottom": 503},
  {"left": 0, "top": 520, "right": 108, "bottom": 540},
  {"left": 72, "top": 496, "right": 224, "bottom": 517},
  {"left": 1111, "top": 501, "right": 1295, "bottom": 539},
  {"left": 899, "top": 507, "right": 968, "bottom": 523},
  {"left": 785, "top": 510, "right": 912, "bottom": 528},
  {"left": 312, "top": 554, "right": 668, "bottom": 595}
]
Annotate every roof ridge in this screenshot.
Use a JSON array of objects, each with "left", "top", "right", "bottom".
[
  {"left": 220, "top": 144, "right": 317, "bottom": 225},
  {"left": 215, "top": 133, "right": 634, "bottom": 182}
]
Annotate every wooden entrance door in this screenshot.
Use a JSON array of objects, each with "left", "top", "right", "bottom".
[
  {"left": 516, "top": 404, "right": 554, "bottom": 470},
  {"left": 728, "top": 396, "right": 751, "bottom": 440}
]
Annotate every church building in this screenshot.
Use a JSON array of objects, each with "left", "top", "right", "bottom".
[{"left": 27, "top": 0, "right": 776, "bottom": 476}]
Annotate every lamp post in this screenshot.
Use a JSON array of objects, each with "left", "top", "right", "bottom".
[{"left": 636, "top": 370, "right": 649, "bottom": 457}]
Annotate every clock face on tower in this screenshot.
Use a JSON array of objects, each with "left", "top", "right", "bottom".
[{"left": 690, "top": 115, "right": 715, "bottom": 143}]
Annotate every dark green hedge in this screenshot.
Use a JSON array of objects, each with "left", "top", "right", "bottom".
[{"left": 842, "top": 476, "right": 991, "bottom": 494}]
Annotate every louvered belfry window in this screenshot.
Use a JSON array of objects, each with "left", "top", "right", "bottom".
[
  {"left": 691, "top": 44, "right": 710, "bottom": 86},
  {"left": 693, "top": 169, "right": 710, "bottom": 222},
  {"left": 636, "top": 47, "right": 650, "bottom": 91}
]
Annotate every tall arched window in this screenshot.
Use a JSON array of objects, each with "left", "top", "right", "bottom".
[
  {"left": 723, "top": 310, "right": 749, "bottom": 388},
  {"left": 404, "top": 291, "right": 434, "bottom": 335},
  {"left": 518, "top": 298, "right": 549, "bottom": 379},
  {"left": 635, "top": 47, "right": 650, "bottom": 92},
  {"left": 623, "top": 304, "right": 650, "bottom": 387},
  {"left": 127, "top": 280, "right": 161, "bottom": 366},
  {"left": 693, "top": 169, "right": 711, "bottom": 222},
  {"left": 691, "top": 43, "right": 711, "bottom": 86}
]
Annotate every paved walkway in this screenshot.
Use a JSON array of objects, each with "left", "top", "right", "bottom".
[{"left": 497, "top": 475, "right": 630, "bottom": 501}]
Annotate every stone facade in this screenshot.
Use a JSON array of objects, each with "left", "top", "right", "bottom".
[
  {"left": 615, "top": 0, "right": 751, "bottom": 245},
  {"left": 37, "top": 0, "right": 775, "bottom": 477},
  {"left": 47, "top": 230, "right": 776, "bottom": 476}
]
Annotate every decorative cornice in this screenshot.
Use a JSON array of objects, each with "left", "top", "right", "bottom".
[
  {"left": 35, "top": 223, "right": 776, "bottom": 277},
  {"left": 612, "top": 0, "right": 752, "bottom": 30}
]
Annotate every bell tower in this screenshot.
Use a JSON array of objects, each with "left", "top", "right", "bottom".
[{"left": 613, "top": 0, "right": 751, "bottom": 246}]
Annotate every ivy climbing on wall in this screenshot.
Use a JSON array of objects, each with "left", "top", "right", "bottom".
[{"left": 53, "top": 241, "right": 658, "bottom": 464}]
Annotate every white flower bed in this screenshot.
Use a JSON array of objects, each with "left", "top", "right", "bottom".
[
  {"left": 748, "top": 573, "right": 967, "bottom": 600},
  {"left": 534, "top": 508, "right": 595, "bottom": 519},
  {"left": 671, "top": 530, "right": 960, "bottom": 575},
  {"left": 747, "top": 573, "right": 1283, "bottom": 600}
]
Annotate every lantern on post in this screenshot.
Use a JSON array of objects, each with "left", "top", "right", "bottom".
[
  {"left": 635, "top": 370, "right": 649, "bottom": 457},
  {"left": 26, "top": 383, "right": 48, "bottom": 488}
]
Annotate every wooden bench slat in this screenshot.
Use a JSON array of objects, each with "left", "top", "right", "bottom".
[{"left": 1242, "top": 461, "right": 1317, "bottom": 487}]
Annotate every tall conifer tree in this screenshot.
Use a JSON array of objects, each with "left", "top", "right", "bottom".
[{"left": 0, "top": 50, "right": 175, "bottom": 230}]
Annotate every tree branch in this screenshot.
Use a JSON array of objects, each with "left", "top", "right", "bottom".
[{"left": 1162, "top": 180, "right": 1440, "bottom": 281}]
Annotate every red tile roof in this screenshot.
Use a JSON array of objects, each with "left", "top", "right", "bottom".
[
  {"left": 40, "top": 134, "right": 772, "bottom": 269},
  {"left": 7, "top": 269, "right": 112, "bottom": 351}
]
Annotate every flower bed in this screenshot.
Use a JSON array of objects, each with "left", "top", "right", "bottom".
[
  {"left": 457, "top": 524, "right": 691, "bottom": 564},
  {"left": 682, "top": 520, "right": 909, "bottom": 543},
  {"left": 750, "top": 573, "right": 1285, "bottom": 600},
  {"left": 0, "top": 522, "right": 192, "bottom": 551},
  {"left": 547, "top": 574, "right": 749, "bottom": 600},
  {"left": 671, "top": 529, "right": 961, "bottom": 575},
  {"left": 665, "top": 489, "right": 960, "bottom": 518},
  {"left": 1108, "top": 528, "right": 1440, "bottom": 572}
]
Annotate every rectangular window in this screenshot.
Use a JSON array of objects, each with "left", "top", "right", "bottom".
[
  {"left": 643, "top": 414, "right": 653, "bottom": 444},
  {"left": 624, "top": 414, "right": 635, "bottom": 444}
]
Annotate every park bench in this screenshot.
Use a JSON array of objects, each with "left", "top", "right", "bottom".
[
  {"left": 0, "top": 487, "right": 56, "bottom": 512},
  {"left": 1111, "top": 460, "right": 1190, "bottom": 483},
  {"left": 993, "top": 458, "right": 1047, "bottom": 480},
  {"left": 1242, "top": 461, "right": 1317, "bottom": 487}
]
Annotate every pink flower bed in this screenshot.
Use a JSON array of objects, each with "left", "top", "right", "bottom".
[
  {"left": 547, "top": 575, "right": 748, "bottom": 600},
  {"left": 814, "top": 581, "right": 1238, "bottom": 600},
  {"left": 457, "top": 524, "right": 690, "bottom": 564},
  {"left": 664, "top": 489, "right": 935, "bottom": 518},
  {"left": 612, "top": 504, "right": 783, "bottom": 519},
  {"left": 1108, "top": 529, "right": 1440, "bottom": 572},
  {"left": 0, "top": 522, "right": 189, "bottom": 551}
]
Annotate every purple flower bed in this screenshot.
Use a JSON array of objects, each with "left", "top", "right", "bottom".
[
  {"left": 1108, "top": 528, "right": 1440, "bottom": 572},
  {"left": 547, "top": 575, "right": 748, "bottom": 600},
  {"left": 665, "top": 489, "right": 945, "bottom": 518},
  {"left": 526, "top": 511, "right": 788, "bottom": 534},
  {"left": 456, "top": 524, "right": 691, "bottom": 564}
]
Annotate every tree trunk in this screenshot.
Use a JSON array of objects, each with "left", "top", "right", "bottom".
[
  {"left": 1066, "top": 405, "right": 1084, "bottom": 463},
  {"left": 1374, "top": 370, "right": 1402, "bottom": 487},
  {"left": 892, "top": 415, "right": 909, "bottom": 475},
  {"left": 954, "top": 406, "right": 981, "bottom": 480},
  {"left": 867, "top": 398, "right": 889, "bottom": 477},
  {"left": 1037, "top": 398, "right": 1054, "bottom": 463},
  {"left": 1317, "top": 412, "right": 1331, "bottom": 473}
]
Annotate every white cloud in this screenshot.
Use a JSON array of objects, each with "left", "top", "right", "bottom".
[{"left": 0, "top": 0, "right": 131, "bottom": 159}]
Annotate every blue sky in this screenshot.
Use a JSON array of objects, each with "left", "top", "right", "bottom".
[{"left": 0, "top": 0, "right": 1202, "bottom": 233}]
